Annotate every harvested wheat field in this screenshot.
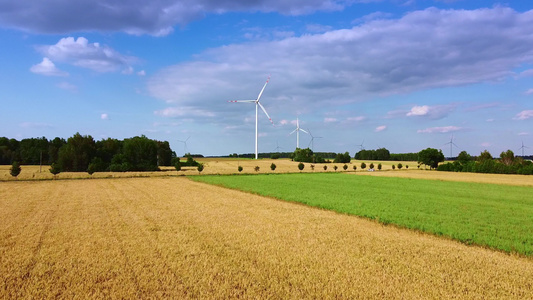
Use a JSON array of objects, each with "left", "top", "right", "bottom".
[{"left": 1, "top": 177, "right": 532, "bottom": 298}]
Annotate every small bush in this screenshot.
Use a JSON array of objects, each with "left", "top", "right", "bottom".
[
  {"left": 50, "top": 163, "right": 61, "bottom": 176},
  {"left": 361, "top": 162, "right": 366, "bottom": 169},
  {"left": 270, "top": 163, "right": 277, "bottom": 171},
  {"left": 369, "top": 163, "right": 374, "bottom": 170},
  {"left": 334, "top": 165, "right": 338, "bottom": 171},
  {"left": 298, "top": 162, "right": 304, "bottom": 171},
  {"left": 310, "top": 164, "right": 315, "bottom": 170},
  {"left": 270, "top": 153, "right": 280, "bottom": 159},
  {"left": 238, "top": 166, "right": 243, "bottom": 172},
  {"left": 10, "top": 161, "right": 21, "bottom": 177},
  {"left": 254, "top": 166, "right": 260, "bottom": 172},
  {"left": 392, "top": 165, "right": 396, "bottom": 170},
  {"left": 378, "top": 163, "right": 382, "bottom": 170},
  {"left": 174, "top": 161, "right": 182, "bottom": 171},
  {"left": 323, "top": 165, "right": 328, "bottom": 171},
  {"left": 398, "top": 163, "right": 403, "bottom": 169},
  {"left": 343, "top": 164, "right": 348, "bottom": 171},
  {"left": 406, "top": 165, "right": 409, "bottom": 169},
  {"left": 197, "top": 164, "right": 204, "bottom": 173},
  {"left": 353, "top": 165, "right": 357, "bottom": 171}
]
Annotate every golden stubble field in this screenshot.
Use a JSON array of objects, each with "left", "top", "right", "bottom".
[{"left": 1, "top": 176, "right": 532, "bottom": 298}]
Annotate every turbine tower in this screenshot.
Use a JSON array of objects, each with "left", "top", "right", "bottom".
[
  {"left": 290, "top": 117, "right": 308, "bottom": 149},
  {"left": 444, "top": 134, "right": 458, "bottom": 158},
  {"left": 307, "top": 129, "right": 322, "bottom": 151},
  {"left": 177, "top": 136, "right": 190, "bottom": 156},
  {"left": 228, "top": 76, "right": 273, "bottom": 159},
  {"left": 518, "top": 141, "right": 529, "bottom": 157},
  {"left": 357, "top": 139, "right": 365, "bottom": 151}
]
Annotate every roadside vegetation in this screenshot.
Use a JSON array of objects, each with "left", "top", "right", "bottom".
[{"left": 193, "top": 173, "right": 533, "bottom": 256}]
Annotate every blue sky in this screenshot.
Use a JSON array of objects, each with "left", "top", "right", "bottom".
[{"left": 1, "top": 0, "right": 532, "bottom": 157}]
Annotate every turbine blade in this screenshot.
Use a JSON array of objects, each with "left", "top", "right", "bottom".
[
  {"left": 290, "top": 129, "right": 297, "bottom": 135},
  {"left": 256, "top": 75, "right": 270, "bottom": 101},
  {"left": 300, "top": 128, "right": 309, "bottom": 134},
  {"left": 228, "top": 100, "right": 256, "bottom": 103},
  {"left": 258, "top": 102, "right": 273, "bottom": 124}
]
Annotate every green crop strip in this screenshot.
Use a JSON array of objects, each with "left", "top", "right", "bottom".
[{"left": 192, "top": 173, "right": 533, "bottom": 256}]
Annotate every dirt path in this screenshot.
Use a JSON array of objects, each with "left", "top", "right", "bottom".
[{"left": 1, "top": 177, "right": 532, "bottom": 298}]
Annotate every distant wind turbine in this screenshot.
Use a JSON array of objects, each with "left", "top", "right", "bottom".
[
  {"left": 228, "top": 76, "right": 274, "bottom": 159},
  {"left": 307, "top": 129, "right": 322, "bottom": 151},
  {"left": 518, "top": 141, "right": 529, "bottom": 157},
  {"left": 357, "top": 139, "right": 365, "bottom": 151},
  {"left": 177, "top": 136, "right": 190, "bottom": 155},
  {"left": 273, "top": 140, "right": 283, "bottom": 153},
  {"left": 290, "top": 117, "right": 308, "bottom": 149},
  {"left": 444, "top": 134, "right": 459, "bottom": 158}
]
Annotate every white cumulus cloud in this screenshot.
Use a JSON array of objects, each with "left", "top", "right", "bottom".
[
  {"left": 406, "top": 105, "right": 429, "bottom": 116},
  {"left": 514, "top": 110, "right": 533, "bottom": 120},
  {"left": 37, "top": 37, "right": 137, "bottom": 73},
  {"left": 30, "top": 57, "right": 68, "bottom": 76},
  {"left": 375, "top": 125, "right": 387, "bottom": 132}
]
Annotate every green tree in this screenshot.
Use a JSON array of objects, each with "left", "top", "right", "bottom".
[
  {"left": 477, "top": 150, "right": 493, "bottom": 162},
  {"left": 457, "top": 151, "right": 472, "bottom": 165},
  {"left": 10, "top": 161, "right": 21, "bottom": 177},
  {"left": 197, "top": 163, "right": 204, "bottom": 173},
  {"left": 377, "top": 163, "right": 382, "bottom": 170},
  {"left": 360, "top": 162, "right": 366, "bottom": 170},
  {"left": 50, "top": 163, "right": 61, "bottom": 177},
  {"left": 254, "top": 166, "right": 260, "bottom": 172},
  {"left": 353, "top": 165, "right": 357, "bottom": 171},
  {"left": 343, "top": 164, "right": 348, "bottom": 171},
  {"left": 298, "top": 162, "right": 304, "bottom": 171},
  {"left": 392, "top": 164, "right": 396, "bottom": 170},
  {"left": 122, "top": 135, "right": 159, "bottom": 171},
  {"left": 397, "top": 163, "right": 403, "bottom": 169},
  {"left": 418, "top": 148, "right": 445, "bottom": 169},
  {"left": 174, "top": 157, "right": 182, "bottom": 171},
  {"left": 334, "top": 152, "right": 351, "bottom": 163},
  {"left": 270, "top": 163, "right": 277, "bottom": 171},
  {"left": 500, "top": 150, "right": 515, "bottom": 166},
  {"left": 369, "top": 163, "right": 374, "bottom": 170},
  {"left": 238, "top": 166, "right": 243, "bottom": 172},
  {"left": 333, "top": 165, "right": 338, "bottom": 171},
  {"left": 157, "top": 141, "right": 173, "bottom": 166},
  {"left": 323, "top": 165, "right": 328, "bottom": 171},
  {"left": 57, "top": 133, "right": 97, "bottom": 172}
]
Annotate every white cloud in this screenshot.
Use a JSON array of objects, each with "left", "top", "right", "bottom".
[
  {"left": 405, "top": 104, "right": 455, "bottom": 119},
  {"left": 486, "top": 118, "right": 494, "bottom": 122},
  {"left": 100, "top": 113, "right": 109, "bottom": 120},
  {"left": 481, "top": 142, "right": 491, "bottom": 147},
  {"left": 0, "top": 0, "right": 356, "bottom": 36},
  {"left": 30, "top": 57, "right": 68, "bottom": 76},
  {"left": 149, "top": 7, "right": 533, "bottom": 121},
  {"left": 417, "top": 126, "right": 461, "bottom": 134},
  {"left": 324, "top": 117, "right": 337, "bottom": 123},
  {"left": 137, "top": 70, "right": 146, "bottom": 76},
  {"left": 375, "top": 125, "right": 387, "bottom": 132},
  {"left": 38, "top": 37, "right": 136, "bottom": 72},
  {"left": 518, "top": 132, "right": 529, "bottom": 136},
  {"left": 514, "top": 110, "right": 533, "bottom": 120},
  {"left": 525, "top": 88, "right": 533, "bottom": 95},
  {"left": 406, "top": 105, "right": 429, "bottom": 116}
]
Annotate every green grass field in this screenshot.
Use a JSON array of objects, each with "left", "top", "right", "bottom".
[{"left": 192, "top": 173, "right": 533, "bottom": 256}]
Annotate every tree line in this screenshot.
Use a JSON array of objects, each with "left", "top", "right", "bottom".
[
  {"left": 437, "top": 150, "right": 533, "bottom": 175},
  {"left": 1, "top": 133, "right": 175, "bottom": 173}
]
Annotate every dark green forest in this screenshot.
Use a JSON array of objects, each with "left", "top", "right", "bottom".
[{"left": 0, "top": 133, "right": 174, "bottom": 173}]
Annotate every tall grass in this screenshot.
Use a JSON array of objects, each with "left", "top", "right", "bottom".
[{"left": 193, "top": 173, "right": 533, "bottom": 256}]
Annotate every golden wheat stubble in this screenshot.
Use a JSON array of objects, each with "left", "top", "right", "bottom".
[{"left": 0, "top": 177, "right": 532, "bottom": 298}]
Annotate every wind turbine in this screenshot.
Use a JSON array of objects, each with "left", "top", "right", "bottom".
[
  {"left": 444, "top": 134, "right": 458, "bottom": 158},
  {"left": 290, "top": 117, "right": 308, "bottom": 149},
  {"left": 177, "top": 136, "right": 190, "bottom": 156},
  {"left": 228, "top": 76, "right": 273, "bottom": 159},
  {"left": 518, "top": 141, "right": 529, "bottom": 157},
  {"left": 357, "top": 139, "right": 365, "bottom": 151},
  {"left": 273, "top": 140, "right": 283, "bottom": 153},
  {"left": 307, "top": 129, "right": 322, "bottom": 151}
]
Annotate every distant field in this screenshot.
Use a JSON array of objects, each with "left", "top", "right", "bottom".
[
  {"left": 193, "top": 173, "right": 533, "bottom": 256},
  {"left": 1, "top": 177, "right": 532, "bottom": 298}
]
